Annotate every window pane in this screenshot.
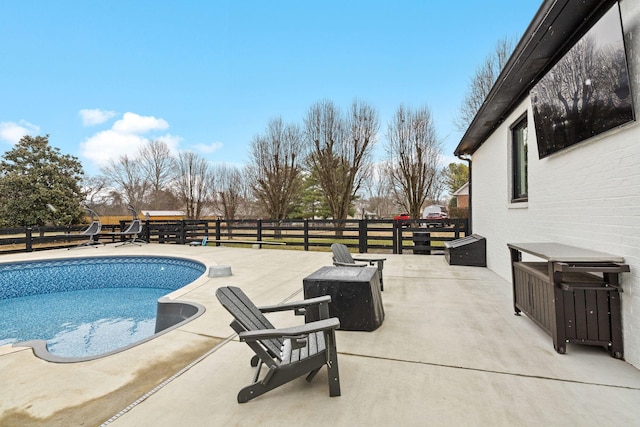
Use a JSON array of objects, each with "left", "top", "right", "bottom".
[{"left": 512, "top": 120, "right": 528, "bottom": 201}]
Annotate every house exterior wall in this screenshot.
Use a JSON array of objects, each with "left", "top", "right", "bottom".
[
  {"left": 453, "top": 183, "right": 470, "bottom": 208},
  {"left": 456, "top": 195, "right": 469, "bottom": 208},
  {"left": 470, "top": 0, "right": 640, "bottom": 368}
]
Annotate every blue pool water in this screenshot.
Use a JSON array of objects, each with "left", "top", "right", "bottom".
[{"left": 0, "top": 256, "right": 205, "bottom": 358}]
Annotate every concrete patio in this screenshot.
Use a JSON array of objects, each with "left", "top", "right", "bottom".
[{"left": 1, "top": 244, "right": 639, "bottom": 426}]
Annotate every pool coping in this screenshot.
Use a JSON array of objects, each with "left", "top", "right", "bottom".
[{"left": 14, "top": 298, "right": 207, "bottom": 363}]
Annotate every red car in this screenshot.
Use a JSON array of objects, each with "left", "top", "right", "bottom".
[{"left": 393, "top": 213, "right": 410, "bottom": 221}]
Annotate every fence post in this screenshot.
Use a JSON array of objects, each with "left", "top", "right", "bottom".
[
  {"left": 215, "top": 220, "right": 221, "bottom": 246},
  {"left": 392, "top": 221, "right": 397, "bottom": 254},
  {"left": 257, "top": 220, "right": 263, "bottom": 248},
  {"left": 26, "top": 227, "right": 33, "bottom": 252},
  {"left": 358, "top": 220, "right": 367, "bottom": 253},
  {"left": 144, "top": 219, "right": 151, "bottom": 243},
  {"left": 393, "top": 220, "right": 402, "bottom": 254},
  {"left": 179, "top": 220, "right": 185, "bottom": 244},
  {"left": 304, "top": 220, "right": 309, "bottom": 251}
]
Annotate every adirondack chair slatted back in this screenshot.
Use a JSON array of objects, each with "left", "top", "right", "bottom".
[
  {"left": 216, "top": 286, "right": 284, "bottom": 358},
  {"left": 331, "top": 243, "right": 355, "bottom": 264}
]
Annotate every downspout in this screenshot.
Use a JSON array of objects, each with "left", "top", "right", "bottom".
[{"left": 457, "top": 154, "right": 472, "bottom": 234}]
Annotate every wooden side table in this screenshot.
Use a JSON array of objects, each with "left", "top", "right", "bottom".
[{"left": 508, "top": 243, "right": 629, "bottom": 358}]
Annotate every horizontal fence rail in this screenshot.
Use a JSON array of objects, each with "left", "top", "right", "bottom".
[{"left": 0, "top": 218, "right": 468, "bottom": 255}]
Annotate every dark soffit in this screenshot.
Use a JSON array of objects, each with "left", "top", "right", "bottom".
[{"left": 454, "top": 0, "right": 618, "bottom": 156}]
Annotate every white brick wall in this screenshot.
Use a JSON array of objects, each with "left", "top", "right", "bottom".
[{"left": 470, "top": 0, "right": 640, "bottom": 369}]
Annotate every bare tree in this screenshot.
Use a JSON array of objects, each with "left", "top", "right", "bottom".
[
  {"left": 360, "top": 162, "right": 394, "bottom": 219},
  {"left": 173, "top": 151, "right": 212, "bottom": 219},
  {"left": 304, "top": 99, "right": 378, "bottom": 223},
  {"left": 83, "top": 175, "right": 109, "bottom": 207},
  {"left": 236, "top": 182, "right": 263, "bottom": 219},
  {"left": 385, "top": 105, "right": 443, "bottom": 219},
  {"left": 138, "top": 140, "right": 175, "bottom": 208},
  {"left": 246, "top": 118, "right": 305, "bottom": 220},
  {"left": 212, "top": 163, "right": 245, "bottom": 219},
  {"left": 100, "top": 155, "right": 149, "bottom": 210},
  {"left": 83, "top": 175, "right": 124, "bottom": 215},
  {"left": 454, "top": 36, "right": 516, "bottom": 132}
]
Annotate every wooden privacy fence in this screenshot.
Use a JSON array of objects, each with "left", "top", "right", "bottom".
[{"left": 0, "top": 218, "right": 468, "bottom": 255}]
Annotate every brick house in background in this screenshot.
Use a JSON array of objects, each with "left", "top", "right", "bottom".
[{"left": 451, "top": 182, "right": 469, "bottom": 208}]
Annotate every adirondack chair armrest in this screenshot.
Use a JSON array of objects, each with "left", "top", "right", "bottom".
[
  {"left": 238, "top": 318, "right": 340, "bottom": 343},
  {"left": 353, "top": 257, "right": 386, "bottom": 266},
  {"left": 258, "top": 295, "right": 332, "bottom": 316},
  {"left": 333, "top": 261, "right": 367, "bottom": 267}
]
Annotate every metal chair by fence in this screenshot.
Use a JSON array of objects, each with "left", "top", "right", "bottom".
[
  {"left": 70, "top": 207, "right": 103, "bottom": 249},
  {"left": 115, "top": 205, "right": 146, "bottom": 246}
]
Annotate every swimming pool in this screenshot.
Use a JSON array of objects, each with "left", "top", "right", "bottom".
[{"left": 0, "top": 256, "right": 206, "bottom": 361}]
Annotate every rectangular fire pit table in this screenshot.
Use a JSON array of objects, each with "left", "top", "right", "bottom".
[
  {"left": 303, "top": 266, "right": 384, "bottom": 331},
  {"left": 508, "top": 242, "right": 629, "bottom": 358}
]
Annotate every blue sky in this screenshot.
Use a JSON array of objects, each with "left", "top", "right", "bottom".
[{"left": 0, "top": 0, "right": 541, "bottom": 175}]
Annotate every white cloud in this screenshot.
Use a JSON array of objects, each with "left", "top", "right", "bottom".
[
  {"left": 0, "top": 120, "right": 40, "bottom": 144},
  {"left": 79, "top": 112, "right": 178, "bottom": 169},
  {"left": 156, "top": 134, "right": 183, "bottom": 153},
  {"left": 192, "top": 141, "right": 223, "bottom": 154},
  {"left": 112, "top": 112, "right": 169, "bottom": 134},
  {"left": 80, "top": 130, "right": 149, "bottom": 167},
  {"left": 79, "top": 109, "right": 117, "bottom": 126}
]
